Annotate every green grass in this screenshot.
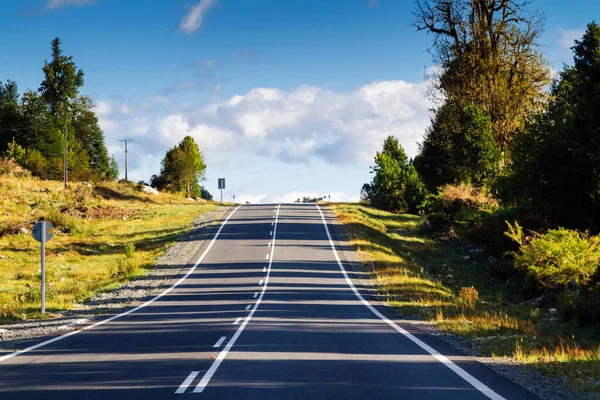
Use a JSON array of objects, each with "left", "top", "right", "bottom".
[
  {"left": 329, "top": 202, "right": 600, "bottom": 393},
  {"left": 0, "top": 176, "right": 219, "bottom": 322}
]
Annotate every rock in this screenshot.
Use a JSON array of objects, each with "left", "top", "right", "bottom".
[
  {"left": 187, "top": 197, "right": 196, "bottom": 202},
  {"left": 18, "top": 227, "right": 28, "bottom": 234},
  {"left": 0, "top": 255, "right": 5, "bottom": 259},
  {"left": 142, "top": 186, "right": 160, "bottom": 195},
  {"left": 549, "top": 308, "right": 557, "bottom": 313},
  {"left": 82, "top": 181, "right": 93, "bottom": 187},
  {"left": 121, "top": 216, "right": 127, "bottom": 221}
]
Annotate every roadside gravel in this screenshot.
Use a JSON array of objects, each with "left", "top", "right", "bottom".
[
  {"left": 0, "top": 206, "right": 230, "bottom": 354},
  {"left": 324, "top": 205, "right": 589, "bottom": 400}
]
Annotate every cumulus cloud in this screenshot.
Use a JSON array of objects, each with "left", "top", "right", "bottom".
[
  {"left": 93, "top": 100, "right": 112, "bottom": 117},
  {"left": 45, "top": 0, "right": 95, "bottom": 10},
  {"left": 97, "top": 79, "right": 430, "bottom": 186},
  {"left": 180, "top": 0, "right": 218, "bottom": 35}
]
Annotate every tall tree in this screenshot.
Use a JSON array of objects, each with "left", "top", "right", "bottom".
[
  {"left": 39, "top": 37, "right": 84, "bottom": 186},
  {"left": 508, "top": 22, "right": 600, "bottom": 230},
  {"left": 0, "top": 80, "right": 23, "bottom": 153},
  {"left": 414, "top": 0, "right": 549, "bottom": 166}
]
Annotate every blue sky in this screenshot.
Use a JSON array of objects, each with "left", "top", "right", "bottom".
[{"left": 1, "top": 0, "right": 598, "bottom": 202}]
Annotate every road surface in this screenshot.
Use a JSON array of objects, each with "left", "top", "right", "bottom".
[{"left": 0, "top": 203, "right": 536, "bottom": 399}]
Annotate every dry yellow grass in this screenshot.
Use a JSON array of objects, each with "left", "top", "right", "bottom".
[
  {"left": 329, "top": 202, "right": 600, "bottom": 393},
  {"left": 0, "top": 176, "right": 219, "bottom": 321}
]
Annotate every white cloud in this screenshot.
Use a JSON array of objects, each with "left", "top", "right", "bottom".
[
  {"left": 95, "top": 79, "right": 430, "bottom": 189},
  {"left": 45, "top": 0, "right": 95, "bottom": 10},
  {"left": 180, "top": 0, "right": 218, "bottom": 35},
  {"left": 93, "top": 100, "right": 112, "bottom": 117}
]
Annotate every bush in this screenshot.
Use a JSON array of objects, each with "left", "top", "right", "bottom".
[
  {"left": 24, "top": 149, "right": 47, "bottom": 178},
  {"left": 512, "top": 228, "right": 600, "bottom": 292},
  {"left": 458, "top": 286, "right": 479, "bottom": 309},
  {"left": 124, "top": 243, "right": 135, "bottom": 258},
  {"left": 43, "top": 208, "right": 81, "bottom": 233}
]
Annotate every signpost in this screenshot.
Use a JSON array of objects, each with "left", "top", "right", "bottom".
[
  {"left": 218, "top": 178, "right": 226, "bottom": 203},
  {"left": 32, "top": 220, "right": 53, "bottom": 314}
]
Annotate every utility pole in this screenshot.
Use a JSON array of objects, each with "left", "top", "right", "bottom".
[
  {"left": 119, "top": 139, "right": 134, "bottom": 181},
  {"left": 63, "top": 105, "right": 68, "bottom": 189}
]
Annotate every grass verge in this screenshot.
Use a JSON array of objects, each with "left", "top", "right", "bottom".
[
  {"left": 329, "top": 202, "right": 600, "bottom": 394},
  {"left": 0, "top": 176, "right": 219, "bottom": 323}
]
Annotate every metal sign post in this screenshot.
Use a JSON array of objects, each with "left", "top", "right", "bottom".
[
  {"left": 32, "top": 221, "right": 54, "bottom": 314},
  {"left": 218, "top": 178, "right": 226, "bottom": 203}
]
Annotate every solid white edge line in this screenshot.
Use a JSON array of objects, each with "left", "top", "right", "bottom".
[
  {"left": 175, "top": 370, "right": 200, "bottom": 394},
  {"left": 314, "top": 204, "right": 506, "bottom": 400},
  {"left": 213, "top": 336, "right": 227, "bottom": 348},
  {"left": 0, "top": 206, "right": 243, "bottom": 364},
  {"left": 193, "top": 203, "right": 282, "bottom": 393}
]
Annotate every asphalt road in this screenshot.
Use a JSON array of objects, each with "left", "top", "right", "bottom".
[{"left": 0, "top": 203, "right": 537, "bottom": 399}]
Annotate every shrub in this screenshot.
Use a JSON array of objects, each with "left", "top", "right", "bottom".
[
  {"left": 124, "top": 243, "right": 135, "bottom": 258},
  {"left": 458, "top": 286, "right": 479, "bottom": 309},
  {"left": 43, "top": 208, "right": 81, "bottom": 233},
  {"left": 24, "top": 149, "right": 47, "bottom": 178},
  {"left": 512, "top": 228, "right": 600, "bottom": 292}
]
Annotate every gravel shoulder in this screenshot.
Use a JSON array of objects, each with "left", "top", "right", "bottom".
[
  {"left": 323, "top": 204, "right": 587, "bottom": 400},
  {"left": 0, "top": 206, "right": 230, "bottom": 354}
]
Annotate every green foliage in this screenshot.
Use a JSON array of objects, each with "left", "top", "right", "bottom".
[
  {"left": 506, "top": 23, "right": 600, "bottom": 230},
  {"left": 404, "top": 164, "right": 427, "bottom": 214},
  {"left": 458, "top": 286, "right": 479, "bottom": 310},
  {"left": 197, "top": 184, "right": 213, "bottom": 200},
  {"left": 453, "top": 104, "right": 501, "bottom": 185},
  {"left": 24, "top": 149, "right": 47, "bottom": 178},
  {"left": 4, "top": 138, "right": 25, "bottom": 164},
  {"left": 107, "top": 155, "right": 119, "bottom": 181},
  {"left": 154, "top": 136, "right": 207, "bottom": 197},
  {"left": 124, "top": 243, "right": 135, "bottom": 258},
  {"left": 39, "top": 37, "right": 84, "bottom": 115},
  {"left": 512, "top": 229, "right": 600, "bottom": 293},
  {"left": 71, "top": 97, "right": 111, "bottom": 178},
  {"left": 362, "top": 136, "right": 428, "bottom": 213}
]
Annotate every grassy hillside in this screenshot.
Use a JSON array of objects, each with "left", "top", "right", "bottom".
[
  {"left": 329, "top": 203, "right": 600, "bottom": 394},
  {"left": 0, "top": 176, "right": 219, "bottom": 322}
]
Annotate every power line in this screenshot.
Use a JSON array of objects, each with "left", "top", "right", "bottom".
[{"left": 119, "top": 139, "right": 134, "bottom": 181}]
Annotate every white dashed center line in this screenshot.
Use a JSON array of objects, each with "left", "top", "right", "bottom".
[{"left": 213, "top": 337, "right": 226, "bottom": 348}]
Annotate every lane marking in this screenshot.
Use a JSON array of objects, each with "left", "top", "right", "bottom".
[
  {"left": 259, "top": 279, "right": 264, "bottom": 286},
  {"left": 314, "top": 204, "right": 505, "bottom": 400},
  {"left": 233, "top": 318, "right": 241, "bottom": 325},
  {"left": 263, "top": 267, "right": 267, "bottom": 273},
  {"left": 245, "top": 305, "right": 251, "bottom": 311},
  {"left": 270, "top": 230, "right": 273, "bottom": 236},
  {"left": 253, "top": 292, "right": 258, "bottom": 298},
  {"left": 175, "top": 371, "right": 200, "bottom": 394},
  {"left": 265, "top": 254, "right": 269, "bottom": 260},
  {"left": 213, "top": 337, "right": 226, "bottom": 348},
  {"left": 0, "top": 206, "right": 243, "bottom": 364},
  {"left": 268, "top": 242, "right": 271, "bottom": 247},
  {"left": 271, "top": 221, "right": 274, "bottom": 226},
  {"left": 193, "top": 203, "right": 282, "bottom": 393}
]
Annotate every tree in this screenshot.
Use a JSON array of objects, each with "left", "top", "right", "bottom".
[
  {"left": 404, "top": 164, "right": 428, "bottom": 214},
  {"left": 452, "top": 103, "right": 501, "bottom": 185},
  {"left": 156, "top": 136, "right": 207, "bottom": 197},
  {"left": 414, "top": 0, "right": 549, "bottom": 166},
  {"left": 107, "top": 155, "right": 119, "bottom": 181},
  {"left": 39, "top": 37, "right": 84, "bottom": 186},
  {"left": 0, "top": 80, "right": 23, "bottom": 153},
  {"left": 71, "top": 96, "right": 111, "bottom": 177},
  {"left": 198, "top": 185, "right": 213, "bottom": 201},
  {"left": 507, "top": 22, "right": 600, "bottom": 230},
  {"left": 362, "top": 136, "right": 426, "bottom": 213}
]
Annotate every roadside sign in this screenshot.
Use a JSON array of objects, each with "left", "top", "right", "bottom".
[
  {"left": 218, "top": 178, "right": 226, "bottom": 189},
  {"left": 32, "top": 221, "right": 53, "bottom": 243},
  {"left": 32, "top": 220, "right": 53, "bottom": 314}
]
